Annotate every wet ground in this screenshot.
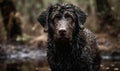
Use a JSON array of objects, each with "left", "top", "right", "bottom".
[
  {"left": 38, "top": 61, "right": 120, "bottom": 71},
  {"left": 38, "top": 55, "right": 120, "bottom": 71},
  {"left": 100, "top": 60, "right": 120, "bottom": 71},
  {"left": 39, "top": 60, "right": 120, "bottom": 71},
  {"left": 0, "top": 44, "right": 119, "bottom": 71}
]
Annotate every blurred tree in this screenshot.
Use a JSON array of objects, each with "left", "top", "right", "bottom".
[
  {"left": 96, "top": 0, "right": 114, "bottom": 24},
  {"left": 0, "top": 0, "right": 22, "bottom": 41},
  {"left": 95, "top": 0, "right": 120, "bottom": 36}
]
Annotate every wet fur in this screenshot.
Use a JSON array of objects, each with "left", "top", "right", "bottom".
[{"left": 38, "top": 3, "right": 101, "bottom": 71}]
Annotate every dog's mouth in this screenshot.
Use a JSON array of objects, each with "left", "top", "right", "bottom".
[
  {"left": 59, "top": 37, "right": 68, "bottom": 40},
  {"left": 55, "top": 36, "right": 72, "bottom": 42}
]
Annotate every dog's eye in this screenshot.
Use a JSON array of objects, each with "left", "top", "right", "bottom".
[
  {"left": 65, "top": 13, "right": 74, "bottom": 20},
  {"left": 65, "top": 13, "right": 72, "bottom": 18},
  {"left": 53, "top": 14, "right": 62, "bottom": 24},
  {"left": 55, "top": 14, "right": 62, "bottom": 19},
  {"left": 65, "top": 13, "right": 74, "bottom": 21}
]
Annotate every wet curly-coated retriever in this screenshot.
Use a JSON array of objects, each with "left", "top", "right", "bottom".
[{"left": 38, "top": 3, "right": 101, "bottom": 71}]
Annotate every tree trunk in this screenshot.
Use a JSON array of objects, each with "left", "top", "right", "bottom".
[
  {"left": 0, "top": 0, "right": 22, "bottom": 41},
  {"left": 95, "top": 0, "right": 115, "bottom": 24},
  {"left": 95, "top": 0, "right": 119, "bottom": 36}
]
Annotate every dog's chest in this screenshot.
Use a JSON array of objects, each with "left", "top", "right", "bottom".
[
  {"left": 51, "top": 53, "right": 90, "bottom": 70},
  {"left": 54, "top": 55, "right": 78, "bottom": 70},
  {"left": 47, "top": 41, "right": 93, "bottom": 71}
]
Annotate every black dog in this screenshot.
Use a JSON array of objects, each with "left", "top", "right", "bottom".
[{"left": 38, "top": 3, "right": 101, "bottom": 71}]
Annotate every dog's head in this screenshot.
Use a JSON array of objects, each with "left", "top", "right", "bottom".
[{"left": 38, "top": 3, "right": 87, "bottom": 41}]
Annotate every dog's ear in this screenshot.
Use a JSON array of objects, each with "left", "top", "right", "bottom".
[
  {"left": 74, "top": 7, "right": 87, "bottom": 29},
  {"left": 37, "top": 10, "right": 48, "bottom": 32}
]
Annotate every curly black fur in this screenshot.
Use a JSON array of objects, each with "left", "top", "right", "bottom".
[{"left": 38, "top": 3, "right": 101, "bottom": 71}]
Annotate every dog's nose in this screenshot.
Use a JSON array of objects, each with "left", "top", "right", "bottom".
[{"left": 59, "top": 30, "right": 66, "bottom": 36}]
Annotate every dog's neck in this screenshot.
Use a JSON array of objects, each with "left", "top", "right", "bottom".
[
  {"left": 55, "top": 40, "right": 73, "bottom": 51},
  {"left": 48, "top": 29, "right": 87, "bottom": 55}
]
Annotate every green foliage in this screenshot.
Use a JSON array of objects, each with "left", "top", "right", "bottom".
[{"left": 1, "top": 0, "right": 120, "bottom": 36}]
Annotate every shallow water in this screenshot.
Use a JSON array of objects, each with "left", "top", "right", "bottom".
[
  {"left": 0, "top": 44, "right": 120, "bottom": 71},
  {"left": 38, "top": 60, "right": 120, "bottom": 71}
]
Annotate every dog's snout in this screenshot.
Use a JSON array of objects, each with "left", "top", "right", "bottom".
[{"left": 59, "top": 29, "right": 66, "bottom": 36}]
